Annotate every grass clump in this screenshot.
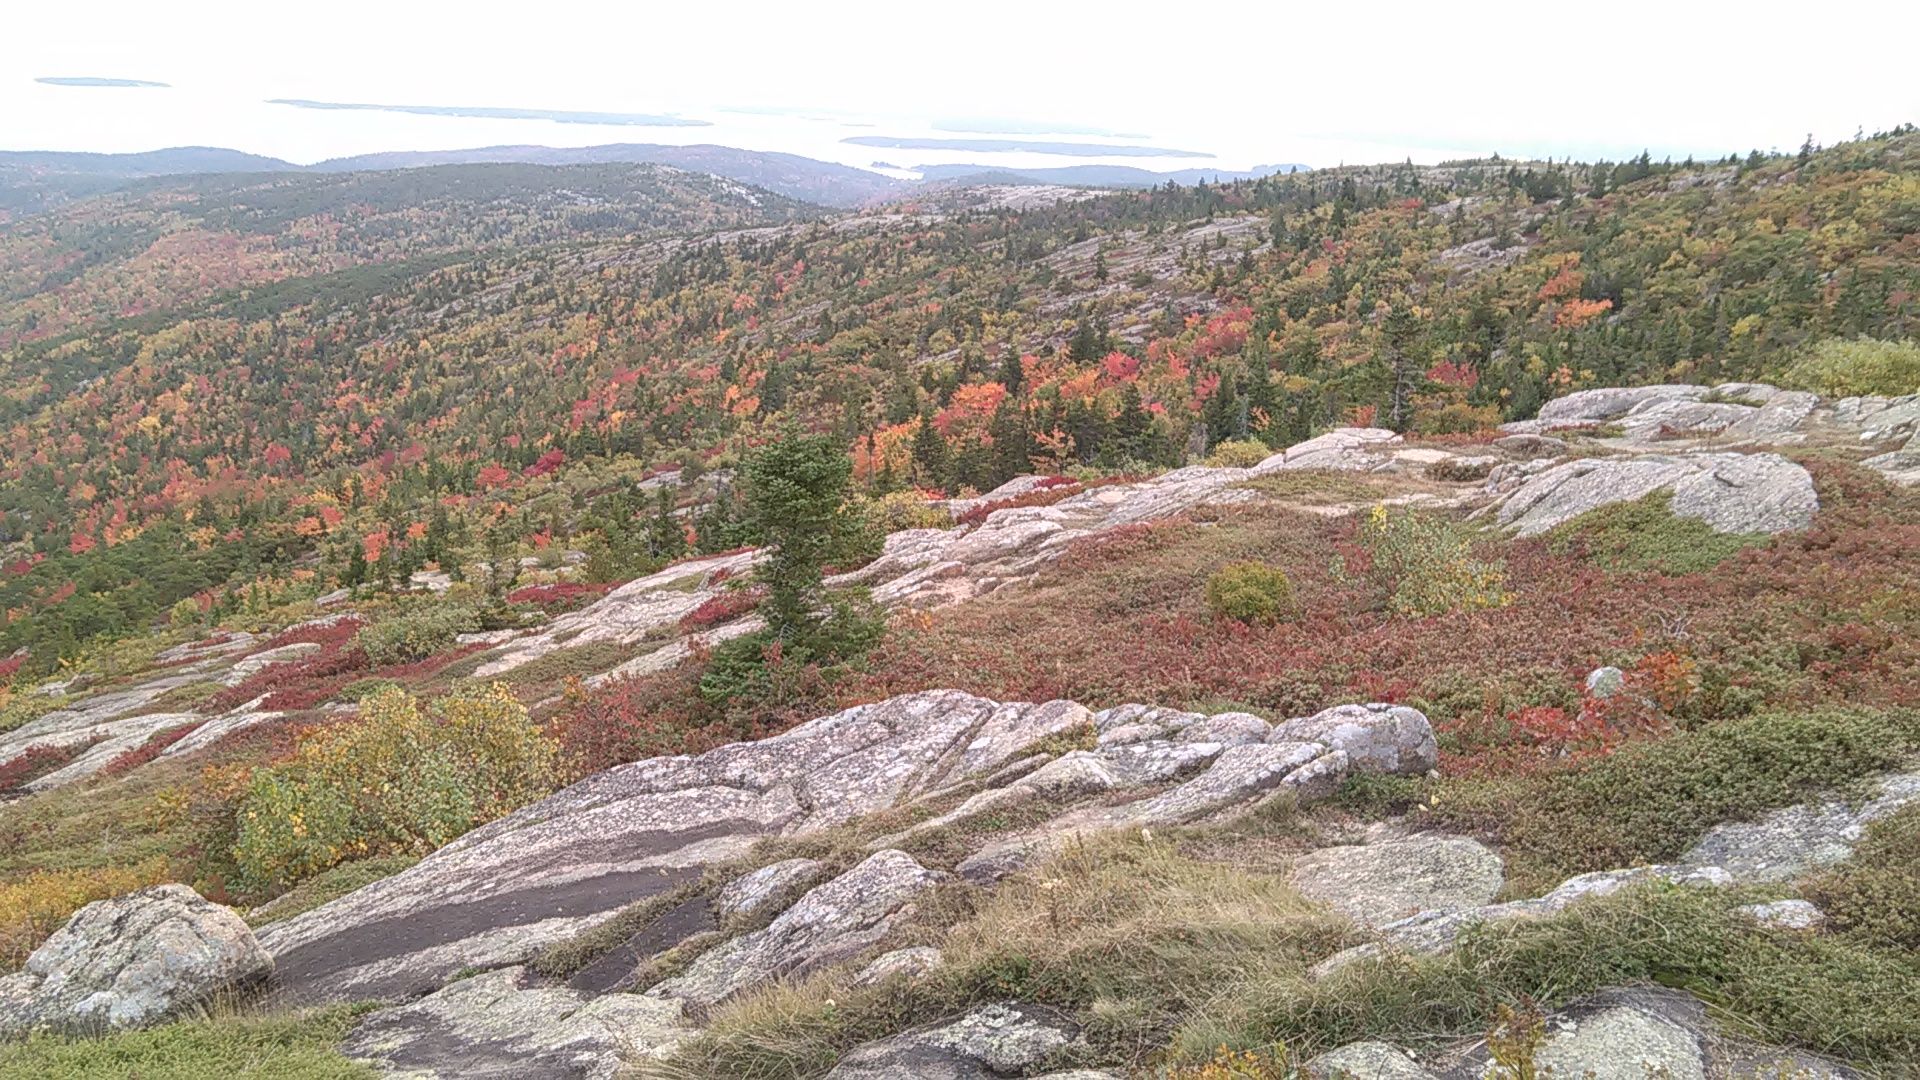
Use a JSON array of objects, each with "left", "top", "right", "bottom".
[
  {"left": 1205, "top": 563, "right": 1298, "bottom": 626},
  {"left": 1358, "top": 505, "right": 1510, "bottom": 617},
  {"left": 0, "top": 1006, "right": 373, "bottom": 1079},
  {"left": 231, "top": 683, "right": 557, "bottom": 893},
  {"left": 1433, "top": 707, "right": 1920, "bottom": 891},
  {"left": 1547, "top": 492, "right": 1766, "bottom": 574},
  {"left": 1804, "top": 803, "right": 1920, "bottom": 951},
  {"left": 1778, "top": 336, "right": 1920, "bottom": 398},
  {"left": 244, "top": 854, "right": 419, "bottom": 928}
]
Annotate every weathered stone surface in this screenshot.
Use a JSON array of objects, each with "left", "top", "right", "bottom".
[
  {"left": 825, "top": 1002, "right": 1079, "bottom": 1079},
  {"left": 648, "top": 850, "right": 946, "bottom": 1006},
  {"left": 1533, "top": 384, "right": 1707, "bottom": 424},
  {"left": 0, "top": 884, "right": 270, "bottom": 1038},
  {"left": 1269, "top": 703, "right": 1438, "bottom": 776},
  {"left": 852, "top": 945, "right": 943, "bottom": 987},
  {"left": 1306, "top": 1041, "right": 1437, "bottom": 1079},
  {"left": 1584, "top": 665, "right": 1626, "bottom": 698},
  {"left": 1679, "top": 770, "right": 1920, "bottom": 882},
  {"left": 217, "top": 642, "right": 321, "bottom": 686},
  {"left": 159, "top": 708, "right": 282, "bottom": 759},
  {"left": 14, "top": 711, "right": 202, "bottom": 793},
  {"left": 714, "top": 858, "right": 824, "bottom": 921},
  {"left": 1613, "top": 398, "right": 1758, "bottom": 442},
  {"left": 342, "top": 966, "right": 690, "bottom": 1079},
  {"left": 1290, "top": 835, "right": 1504, "bottom": 929},
  {"left": 1491, "top": 433, "right": 1566, "bottom": 456},
  {"left": 1492, "top": 452, "right": 1817, "bottom": 536},
  {"left": 1249, "top": 427, "right": 1402, "bottom": 472},
  {"left": 1862, "top": 439, "right": 1920, "bottom": 486},
  {"left": 1736, "top": 899, "right": 1826, "bottom": 930},
  {"left": 1523, "top": 1002, "right": 1706, "bottom": 1080},
  {"left": 260, "top": 691, "right": 1088, "bottom": 1004}
]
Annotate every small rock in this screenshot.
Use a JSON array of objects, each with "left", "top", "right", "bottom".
[
  {"left": 0, "top": 884, "right": 271, "bottom": 1038},
  {"left": 1735, "top": 899, "right": 1826, "bottom": 931},
  {"left": 826, "top": 1002, "right": 1078, "bottom": 1079},
  {"left": 714, "top": 858, "right": 824, "bottom": 921},
  {"left": 1305, "top": 1041, "right": 1438, "bottom": 1079},
  {"left": 852, "top": 946, "right": 943, "bottom": 987},
  {"left": 1269, "top": 703, "right": 1438, "bottom": 776},
  {"left": 1584, "top": 666, "right": 1626, "bottom": 699}
]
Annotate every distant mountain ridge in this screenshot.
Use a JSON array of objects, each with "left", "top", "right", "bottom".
[{"left": 915, "top": 162, "right": 1311, "bottom": 187}]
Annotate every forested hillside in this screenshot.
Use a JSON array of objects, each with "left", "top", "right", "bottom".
[{"left": 3, "top": 128, "right": 1918, "bottom": 670}]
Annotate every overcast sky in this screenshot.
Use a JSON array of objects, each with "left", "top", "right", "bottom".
[{"left": 5, "top": 0, "right": 1918, "bottom": 169}]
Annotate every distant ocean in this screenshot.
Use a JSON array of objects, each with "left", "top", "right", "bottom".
[{"left": 2, "top": 81, "right": 1304, "bottom": 178}]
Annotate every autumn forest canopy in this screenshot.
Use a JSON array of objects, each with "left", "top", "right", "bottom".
[{"left": 2, "top": 128, "right": 1919, "bottom": 670}]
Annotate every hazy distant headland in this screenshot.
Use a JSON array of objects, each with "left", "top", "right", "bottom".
[
  {"left": 843, "top": 136, "right": 1209, "bottom": 158},
  {"left": 35, "top": 76, "right": 170, "bottom": 88}
]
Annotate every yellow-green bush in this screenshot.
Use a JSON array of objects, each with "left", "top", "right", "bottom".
[
  {"left": 1779, "top": 336, "right": 1920, "bottom": 398},
  {"left": 857, "top": 489, "right": 954, "bottom": 533},
  {"left": 1359, "top": 506, "right": 1510, "bottom": 617},
  {"left": 352, "top": 605, "right": 476, "bottom": 665},
  {"left": 231, "top": 684, "right": 557, "bottom": 893},
  {"left": 1, "top": 859, "right": 172, "bottom": 970},
  {"left": 1205, "top": 439, "right": 1274, "bottom": 469},
  {"left": 1205, "top": 562, "right": 1299, "bottom": 625}
]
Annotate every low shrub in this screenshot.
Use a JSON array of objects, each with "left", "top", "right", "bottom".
[
  {"left": 857, "top": 490, "right": 954, "bottom": 533},
  {"left": 1546, "top": 492, "right": 1766, "bottom": 575},
  {"left": 0, "top": 860, "right": 171, "bottom": 970},
  {"left": 1358, "top": 505, "right": 1510, "bottom": 617},
  {"left": 1778, "top": 336, "right": 1920, "bottom": 398},
  {"left": 0, "top": 1005, "right": 370, "bottom": 1079},
  {"left": 1204, "top": 439, "right": 1274, "bottom": 469},
  {"left": 1433, "top": 707, "right": 1920, "bottom": 890},
  {"left": 1205, "top": 563, "right": 1298, "bottom": 625},
  {"left": 230, "top": 683, "right": 557, "bottom": 893},
  {"left": 1804, "top": 803, "right": 1920, "bottom": 951},
  {"left": 100, "top": 722, "right": 203, "bottom": 778},
  {"left": 0, "top": 741, "right": 93, "bottom": 793},
  {"left": 680, "top": 587, "right": 765, "bottom": 631},
  {"left": 352, "top": 605, "right": 477, "bottom": 666}
]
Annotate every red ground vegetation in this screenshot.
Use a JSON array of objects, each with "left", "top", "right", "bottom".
[
  {"left": 0, "top": 741, "right": 93, "bottom": 792},
  {"left": 101, "top": 722, "right": 204, "bottom": 778}
]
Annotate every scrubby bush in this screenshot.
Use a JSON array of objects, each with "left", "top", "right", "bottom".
[
  {"left": 352, "top": 605, "right": 476, "bottom": 665},
  {"left": 231, "top": 683, "right": 557, "bottom": 893},
  {"left": 1779, "top": 336, "right": 1920, "bottom": 398},
  {"left": 857, "top": 489, "right": 953, "bottom": 533},
  {"left": 1204, "top": 439, "right": 1273, "bottom": 469},
  {"left": 1805, "top": 803, "right": 1920, "bottom": 950},
  {"left": 1, "top": 860, "right": 171, "bottom": 970},
  {"left": 1205, "top": 562, "right": 1298, "bottom": 625},
  {"left": 1358, "top": 506, "right": 1510, "bottom": 617}
]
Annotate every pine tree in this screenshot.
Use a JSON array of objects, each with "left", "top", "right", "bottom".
[{"left": 909, "top": 407, "right": 951, "bottom": 492}]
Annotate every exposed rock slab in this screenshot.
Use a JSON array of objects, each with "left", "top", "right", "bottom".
[
  {"left": 650, "top": 850, "right": 946, "bottom": 1007},
  {"left": 825, "top": 1002, "right": 1079, "bottom": 1079},
  {"left": 1678, "top": 769, "right": 1920, "bottom": 882},
  {"left": 342, "top": 966, "right": 690, "bottom": 1079},
  {"left": 714, "top": 857, "right": 824, "bottom": 921},
  {"left": 1491, "top": 452, "right": 1817, "bottom": 536},
  {"left": 1270, "top": 703, "right": 1438, "bottom": 776},
  {"left": 1290, "top": 834, "right": 1504, "bottom": 929},
  {"left": 0, "top": 884, "right": 270, "bottom": 1038},
  {"left": 852, "top": 945, "right": 944, "bottom": 987}
]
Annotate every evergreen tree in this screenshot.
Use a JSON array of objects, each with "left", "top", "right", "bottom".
[{"left": 909, "top": 407, "right": 951, "bottom": 492}]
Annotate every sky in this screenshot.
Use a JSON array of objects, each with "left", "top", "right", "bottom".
[{"left": 4, "top": 0, "right": 1918, "bottom": 171}]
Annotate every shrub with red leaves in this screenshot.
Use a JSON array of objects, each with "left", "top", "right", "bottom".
[
  {"left": 260, "top": 617, "right": 365, "bottom": 651},
  {"left": 680, "top": 588, "right": 764, "bottom": 630},
  {"left": 0, "top": 741, "right": 93, "bottom": 792},
  {"left": 953, "top": 477, "right": 1110, "bottom": 528},
  {"left": 101, "top": 722, "right": 204, "bottom": 777},
  {"left": 507, "top": 582, "right": 616, "bottom": 613},
  {"left": 207, "top": 645, "right": 371, "bottom": 713},
  {"left": 0, "top": 652, "right": 24, "bottom": 681}
]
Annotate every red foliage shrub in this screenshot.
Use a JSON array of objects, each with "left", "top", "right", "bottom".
[
  {"left": 507, "top": 582, "right": 616, "bottom": 612},
  {"left": 101, "top": 722, "right": 204, "bottom": 777},
  {"left": 680, "top": 588, "right": 764, "bottom": 630},
  {"left": 260, "top": 617, "right": 365, "bottom": 651},
  {"left": 0, "top": 741, "right": 93, "bottom": 792},
  {"left": 0, "top": 652, "right": 24, "bottom": 681},
  {"left": 207, "top": 645, "right": 370, "bottom": 714},
  {"left": 952, "top": 475, "right": 1136, "bottom": 528}
]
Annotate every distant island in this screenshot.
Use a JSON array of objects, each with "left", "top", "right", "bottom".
[
  {"left": 844, "top": 136, "right": 1207, "bottom": 159},
  {"left": 934, "top": 118, "right": 1150, "bottom": 139},
  {"left": 267, "top": 100, "right": 710, "bottom": 127},
  {"left": 35, "top": 76, "right": 170, "bottom": 88}
]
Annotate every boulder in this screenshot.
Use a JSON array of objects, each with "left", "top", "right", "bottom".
[
  {"left": 0, "top": 885, "right": 270, "bottom": 1038},
  {"left": 342, "top": 966, "right": 691, "bottom": 1080},
  {"left": 825, "top": 1002, "right": 1079, "bottom": 1079},
  {"left": 1533, "top": 384, "right": 1706, "bottom": 424},
  {"left": 1269, "top": 703, "right": 1438, "bottom": 776},
  {"left": 1305, "top": 1041, "right": 1436, "bottom": 1079},
  {"left": 852, "top": 946, "right": 943, "bottom": 987},
  {"left": 714, "top": 858, "right": 824, "bottom": 922},
  {"left": 1249, "top": 427, "right": 1402, "bottom": 472},
  {"left": 647, "top": 850, "right": 947, "bottom": 1007},
  {"left": 1492, "top": 452, "right": 1817, "bottom": 536},
  {"left": 1736, "top": 899, "right": 1826, "bottom": 931},
  {"left": 1289, "top": 834, "right": 1504, "bottom": 929},
  {"left": 1584, "top": 665, "right": 1626, "bottom": 698}
]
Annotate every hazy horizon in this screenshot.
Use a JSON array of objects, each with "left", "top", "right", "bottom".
[{"left": 6, "top": 0, "right": 1917, "bottom": 175}]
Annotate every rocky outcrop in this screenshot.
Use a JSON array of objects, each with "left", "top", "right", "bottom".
[
  {"left": 825, "top": 1002, "right": 1082, "bottom": 1079},
  {"left": 1679, "top": 769, "right": 1920, "bottom": 881},
  {"left": 853, "top": 945, "right": 943, "bottom": 987},
  {"left": 1290, "top": 833, "right": 1504, "bottom": 929},
  {"left": 647, "top": 850, "right": 947, "bottom": 1007},
  {"left": 714, "top": 857, "right": 824, "bottom": 922},
  {"left": 0, "top": 885, "right": 271, "bottom": 1039},
  {"left": 342, "top": 966, "right": 691, "bottom": 1080},
  {"left": 1490, "top": 452, "right": 1818, "bottom": 536},
  {"left": 1310, "top": 986, "right": 1860, "bottom": 1079}
]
